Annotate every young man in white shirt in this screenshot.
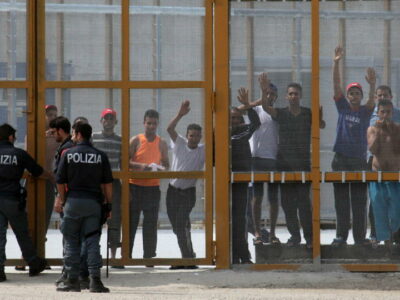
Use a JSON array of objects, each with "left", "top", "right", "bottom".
[{"left": 166, "top": 100, "right": 205, "bottom": 269}]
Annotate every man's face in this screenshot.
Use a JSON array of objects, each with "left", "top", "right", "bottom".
[
  {"left": 231, "top": 109, "right": 243, "bottom": 128},
  {"left": 347, "top": 87, "right": 363, "bottom": 106},
  {"left": 45, "top": 109, "right": 57, "bottom": 126},
  {"left": 378, "top": 104, "right": 393, "bottom": 122},
  {"left": 286, "top": 87, "right": 301, "bottom": 106},
  {"left": 186, "top": 129, "right": 202, "bottom": 149},
  {"left": 376, "top": 88, "right": 393, "bottom": 103},
  {"left": 101, "top": 114, "right": 117, "bottom": 131},
  {"left": 144, "top": 117, "right": 158, "bottom": 135},
  {"left": 49, "top": 128, "right": 64, "bottom": 143}
]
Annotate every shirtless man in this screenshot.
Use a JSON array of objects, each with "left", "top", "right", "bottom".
[{"left": 368, "top": 100, "right": 400, "bottom": 249}]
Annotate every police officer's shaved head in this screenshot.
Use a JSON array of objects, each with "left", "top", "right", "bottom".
[
  {"left": 49, "top": 116, "right": 71, "bottom": 134},
  {"left": 74, "top": 123, "right": 92, "bottom": 141},
  {"left": 0, "top": 123, "right": 16, "bottom": 141},
  {"left": 144, "top": 109, "right": 159, "bottom": 122}
]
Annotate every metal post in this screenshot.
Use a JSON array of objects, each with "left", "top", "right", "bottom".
[{"left": 383, "top": 0, "right": 391, "bottom": 86}]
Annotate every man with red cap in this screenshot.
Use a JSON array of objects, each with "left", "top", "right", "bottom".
[
  {"left": 92, "top": 108, "right": 122, "bottom": 267},
  {"left": 330, "top": 46, "right": 376, "bottom": 247}
]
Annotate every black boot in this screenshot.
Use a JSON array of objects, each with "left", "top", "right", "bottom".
[
  {"left": 89, "top": 276, "right": 110, "bottom": 293},
  {"left": 79, "top": 276, "right": 90, "bottom": 290},
  {"left": 29, "top": 257, "right": 47, "bottom": 276},
  {"left": 56, "top": 278, "right": 81, "bottom": 292},
  {"left": 0, "top": 268, "right": 6, "bottom": 282},
  {"left": 55, "top": 271, "right": 67, "bottom": 287}
]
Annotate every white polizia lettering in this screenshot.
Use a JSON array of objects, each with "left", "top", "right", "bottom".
[
  {"left": 0, "top": 155, "right": 18, "bottom": 165},
  {"left": 67, "top": 153, "right": 102, "bottom": 164}
]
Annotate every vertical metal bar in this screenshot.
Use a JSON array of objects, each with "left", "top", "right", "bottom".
[
  {"left": 383, "top": 0, "right": 391, "bottom": 86},
  {"left": 55, "top": 0, "right": 64, "bottom": 109},
  {"left": 26, "top": 0, "right": 37, "bottom": 254},
  {"left": 291, "top": 1, "right": 302, "bottom": 83},
  {"left": 120, "top": 0, "right": 131, "bottom": 263},
  {"left": 214, "top": 0, "right": 230, "bottom": 269},
  {"left": 204, "top": 0, "right": 214, "bottom": 263},
  {"left": 105, "top": 0, "right": 113, "bottom": 107},
  {"left": 6, "top": 0, "right": 17, "bottom": 127},
  {"left": 36, "top": 0, "right": 47, "bottom": 257},
  {"left": 311, "top": 0, "right": 321, "bottom": 267},
  {"left": 246, "top": 1, "right": 254, "bottom": 100},
  {"left": 338, "top": 1, "right": 346, "bottom": 91},
  {"left": 151, "top": 0, "right": 160, "bottom": 109}
]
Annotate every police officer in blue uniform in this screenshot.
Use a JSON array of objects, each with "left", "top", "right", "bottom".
[
  {"left": 55, "top": 122, "right": 113, "bottom": 293},
  {"left": 0, "top": 123, "right": 51, "bottom": 282}
]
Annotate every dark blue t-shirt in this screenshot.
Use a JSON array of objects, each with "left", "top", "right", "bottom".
[
  {"left": 56, "top": 141, "right": 113, "bottom": 200},
  {"left": 0, "top": 140, "right": 43, "bottom": 197},
  {"left": 333, "top": 95, "right": 373, "bottom": 159}
]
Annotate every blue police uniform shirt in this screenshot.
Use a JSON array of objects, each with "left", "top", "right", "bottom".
[
  {"left": 56, "top": 140, "right": 113, "bottom": 200},
  {"left": 333, "top": 95, "right": 374, "bottom": 160},
  {"left": 0, "top": 140, "right": 43, "bottom": 197}
]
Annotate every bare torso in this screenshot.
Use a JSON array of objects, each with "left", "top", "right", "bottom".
[{"left": 369, "top": 123, "right": 400, "bottom": 171}]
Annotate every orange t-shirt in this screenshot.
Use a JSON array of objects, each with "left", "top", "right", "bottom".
[{"left": 129, "top": 134, "right": 161, "bottom": 187}]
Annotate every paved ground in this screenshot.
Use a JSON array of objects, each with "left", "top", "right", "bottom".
[{"left": 2, "top": 266, "right": 400, "bottom": 299}]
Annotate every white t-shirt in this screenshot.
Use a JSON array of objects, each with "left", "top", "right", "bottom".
[
  {"left": 170, "top": 135, "right": 205, "bottom": 189},
  {"left": 249, "top": 105, "right": 278, "bottom": 160}
]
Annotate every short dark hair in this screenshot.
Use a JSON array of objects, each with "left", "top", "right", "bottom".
[
  {"left": 186, "top": 123, "right": 202, "bottom": 135},
  {"left": 73, "top": 116, "right": 89, "bottom": 125},
  {"left": 49, "top": 116, "right": 71, "bottom": 134},
  {"left": 73, "top": 122, "right": 92, "bottom": 140},
  {"left": 376, "top": 85, "right": 392, "bottom": 97},
  {"left": 144, "top": 109, "right": 159, "bottom": 122},
  {"left": 287, "top": 82, "right": 302, "bottom": 94},
  {"left": 0, "top": 123, "right": 16, "bottom": 141},
  {"left": 377, "top": 99, "right": 393, "bottom": 110}
]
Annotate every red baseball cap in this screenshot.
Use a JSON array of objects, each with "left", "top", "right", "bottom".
[
  {"left": 346, "top": 82, "right": 363, "bottom": 94},
  {"left": 101, "top": 108, "right": 117, "bottom": 118},
  {"left": 45, "top": 104, "right": 57, "bottom": 111}
]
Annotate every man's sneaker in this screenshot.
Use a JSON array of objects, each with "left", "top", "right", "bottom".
[
  {"left": 169, "top": 265, "right": 185, "bottom": 270},
  {"left": 55, "top": 271, "right": 67, "bottom": 287},
  {"left": 240, "top": 259, "right": 253, "bottom": 264},
  {"left": 56, "top": 278, "right": 81, "bottom": 292},
  {"left": 286, "top": 237, "right": 301, "bottom": 247},
  {"left": 29, "top": 258, "right": 47, "bottom": 276},
  {"left": 89, "top": 277, "right": 110, "bottom": 293},
  {"left": 306, "top": 240, "right": 313, "bottom": 249},
  {"left": 331, "top": 237, "right": 347, "bottom": 248},
  {"left": 260, "top": 229, "right": 270, "bottom": 243},
  {"left": 15, "top": 265, "right": 26, "bottom": 271},
  {"left": 355, "top": 239, "right": 372, "bottom": 247},
  {"left": 0, "top": 269, "right": 6, "bottom": 282},
  {"left": 184, "top": 265, "right": 199, "bottom": 269},
  {"left": 111, "top": 265, "right": 125, "bottom": 269},
  {"left": 79, "top": 276, "right": 90, "bottom": 290}
]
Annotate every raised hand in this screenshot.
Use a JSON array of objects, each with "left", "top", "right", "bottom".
[
  {"left": 237, "top": 87, "right": 250, "bottom": 107},
  {"left": 258, "top": 72, "right": 270, "bottom": 91},
  {"left": 334, "top": 46, "right": 344, "bottom": 62},
  {"left": 178, "top": 100, "right": 191, "bottom": 117},
  {"left": 365, "top": 67, "right": 376, "bottom": 86}
]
